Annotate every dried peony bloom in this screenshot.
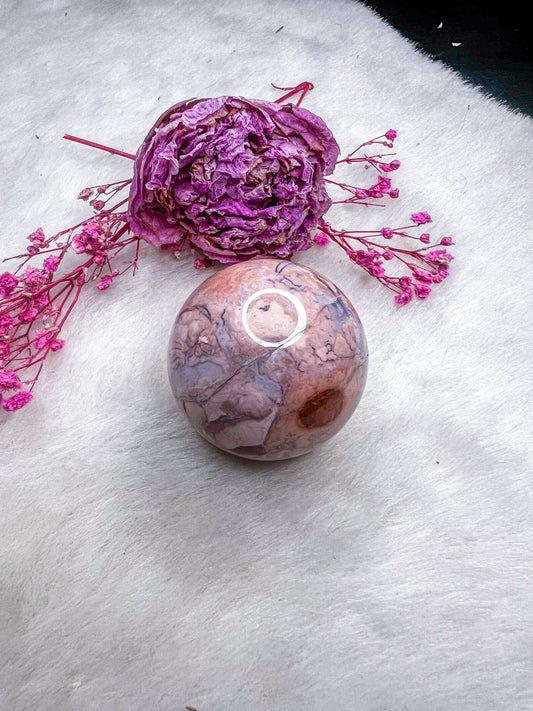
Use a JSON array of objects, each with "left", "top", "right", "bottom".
[{"left": 128, "top": 96, "right": 340, "bottom": 263}]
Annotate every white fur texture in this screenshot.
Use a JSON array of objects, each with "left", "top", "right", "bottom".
[{"left": 1, "top": 1, "right": 532, "bottom": 709}]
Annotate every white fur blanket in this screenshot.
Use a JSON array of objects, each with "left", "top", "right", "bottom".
[{"left": 1, "top": 1, "right": 532, "bottom": 709}]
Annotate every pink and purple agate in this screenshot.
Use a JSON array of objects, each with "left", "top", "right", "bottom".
[{"left": 168, "top": 258, "right": 368, "bottom": 460}]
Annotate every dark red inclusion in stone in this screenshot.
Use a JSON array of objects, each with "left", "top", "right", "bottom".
[{"left": 297, "top": 389, "right": 344, "bottom": 429}]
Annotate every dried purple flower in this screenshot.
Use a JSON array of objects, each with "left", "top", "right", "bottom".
[{"left": 128, "top": 96, "right": 339, "bottom": 263}]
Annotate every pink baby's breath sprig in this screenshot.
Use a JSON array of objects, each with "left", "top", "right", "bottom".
[
  {"left": 336, "top": 130, "right": 400, "bottom": 170},
  {"left": 317, "top": 212, "right": 454, "bottom": 304},
  {"left": 0, "top": 180, "right": 140, "bottom": 411}
]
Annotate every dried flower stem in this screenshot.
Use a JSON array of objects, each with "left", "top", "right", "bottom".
[
  {"left": 272, "top": 81, "right": 314, "bottom": 106},
  {"left": 63, "top": 134, "right": 135, "bottom": 160}
]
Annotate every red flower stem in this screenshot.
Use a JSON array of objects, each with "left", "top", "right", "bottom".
[
  {"left": 9, "top": 280, "right": 73, "bottom": 347},
  {"left": 324, "top": 177, "right": 364, "bottom": 190},
  {"left": 54, "top": 280, "right": 77, "bottom": 312},
  {"left": 272, "top": 81, "right": 314, "bottom": 107},
  {"left": 337, "top": 232, "right": 421, "bottom": 261},
  {"left": 63, "top": 134, "right": 136, "bottom": 160},
  {"left": 342, "top": 234, "right": 431, "bottom": 255},
  {"left": 29, "top": 362, "right": 45, "bottom": 391},
  {"left": 342, "top": 224, "right": 422, "bottom": 236},
  {"left": 337, "top": 153, "right": 392, "bottom": 164},
  {"left": 331, "top": 200, "right": 385, "bottom": 207},
  {"left": 327, "top": 231, "right": 350, "bottom": 252},
  {"left": 56, "top": 273, "right": 85, "bottom": 328},
  {"left": 339, "top": 135, "right": 393, "bottom": 161},
  {"left": 105, "top": 197, "right": 129, "bottom": 212},
  {"left": 324, "top": 179, "right": 388, "bottom": 206},
  {"left": 131, "top": 237, "right": 141, "bottom": 276},
  {"left": 325, "top": 230, "right": 405, "bottom": 294},
  {"left": 7, "top": 254, "right": 33, "bottom": 272},
  {"left": 108, "top": 222, "right": 132, "bottom": 244},
  {"left": 332, "top": 229, "right": 381, "bottom": 236}
]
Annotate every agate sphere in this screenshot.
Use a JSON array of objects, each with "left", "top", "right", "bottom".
[{"left": 168, "top": 258, "right": 368, "bottom": 460}]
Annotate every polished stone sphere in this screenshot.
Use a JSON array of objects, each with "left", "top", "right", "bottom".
[{"left": 168, "top": 258, "right": 368, "bottom": 460}]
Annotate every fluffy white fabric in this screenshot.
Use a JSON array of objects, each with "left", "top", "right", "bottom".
[{"left": 1, "top": 1, "right": 532, "bottom": 709}]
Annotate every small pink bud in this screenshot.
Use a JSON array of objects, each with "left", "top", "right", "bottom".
[
  {"left": 411, "top": 212, "right": 432, "bottom": 225},
  {"left": 27, "top": 227, "right": 46, "bottom": 245},
  {"left": 0, "top": 272, "right": 18, "bottom": 297},
  {"left": 43, "top": 255, "right": 61, "bottom": 272},
  {"left": 50, "top": 338, "right": 65, "bottom": 351},
  {"left": 35, "top": 331, "right": 51, "bottom": 349},
  {"left": 1, "top": 390, "right": 33, "bottom": 411},
  {"left": 83, "top": 220, "right": 101, "bottom": 238},
  {"left": 19, "top": 308, "right": 38, "bottom": 324},
  {"left": 34, "top": 293, "right": 49, "bottom": 308},
  {"left": 97, "top": 275, "right": 113, "bottom": 290},
  {"left": 313, "top": 232, "right": 330, "bottom": 246},
  {"left": 414, "top": 283, "right": 432, "bottom": 299},
  {"left": 394, "top": 289, "right": 413, "bottom": 305},
  {"left": 22, "top": 267, "right": 46, "bottom": 292},
  {"left": 194, "top": 258, "right": 212, "bottom": 269},
  {"left": 72, "top": 235, "right": 86, "bottom": 253},
  {"left": 413, "top": 268, "right": 434, "bottom": 283}
]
